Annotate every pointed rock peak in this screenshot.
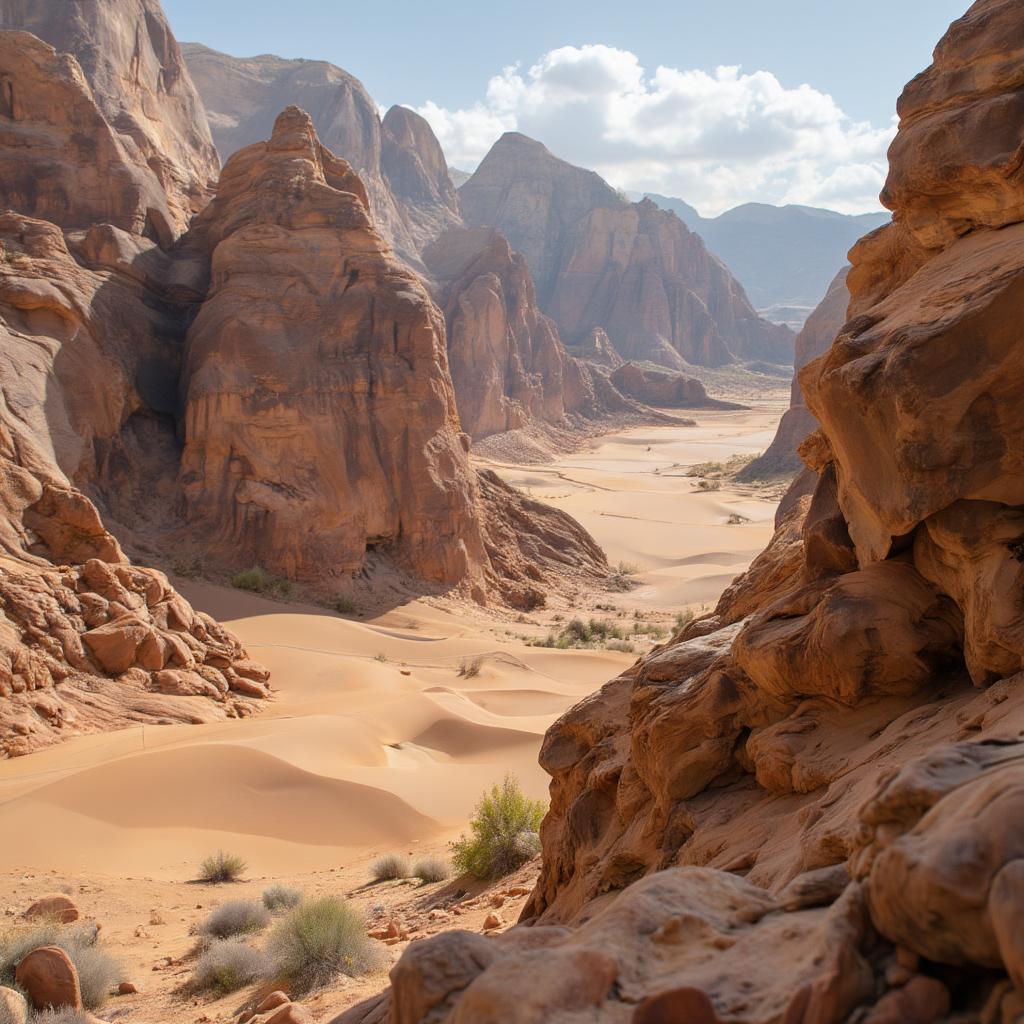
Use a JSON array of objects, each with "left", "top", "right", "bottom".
[{"left": 268, "top": 104, "right": 319, "bottom": 152}]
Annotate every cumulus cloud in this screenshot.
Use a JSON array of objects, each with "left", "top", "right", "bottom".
[{"left": 414, "top": 45, "right": 895, "bottom": 215}]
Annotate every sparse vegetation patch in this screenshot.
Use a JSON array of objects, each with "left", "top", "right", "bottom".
[
  {"left": 197, "top": 850, "right": 247, "bottom": 884},
  {"left": 231, "top": 566, "right": 294, "bottom": 597}
]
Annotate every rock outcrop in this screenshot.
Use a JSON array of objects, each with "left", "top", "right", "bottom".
[
  {"left": 460, "top": 134, "right": 793, "bottom": 369},
  {"left": 739, "top": 267, "right": 851, "bottom": 481},
  {"left": 424, "top": 227, "right": 596, "bottom": 440},
  {"left": 179, "top": 106, "right": 487, "bottom": 588},
  {"left": 0, "top": 0, "right": 218, "bottom": 240},
  {"left": 0, "top": 212, "right": 269, "bottom": 758},
  {"left": 339, "top": 4, "right": 1024, "bottom": 1020},
  {"left": 180, "top": 44, "right": 460, "bottom": 264},
  {"left": 609, "top": 363, "right": 740, "bottom": 410}
]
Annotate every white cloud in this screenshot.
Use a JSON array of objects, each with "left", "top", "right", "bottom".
[{"left": 414, "top": 45, "right": 895, "bottom": 215}]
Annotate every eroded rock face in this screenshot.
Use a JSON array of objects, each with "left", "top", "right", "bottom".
[
  {"left": 461, "top": 134, "right": 793, "bottom": 369},
  {"left": 608, "top": 363, "right": 737, "bottom": 410},
  {"left": 0, "top": 0, "right": 218, "bottom": 239},
  {"left": 354, "top": 4, "right": 1024, "bottom": 1018},
  {"left": 179, "top": 106, "right": 486, "bottom": 588},
  {"left": 180, "top": 44, "right": 459, "bottom": 265},
  {"left": 740, "top": 268, "right": 850, "bottom": 480},
  {"left": 424, "top": 227, "right": 587, "bottom": 439}
]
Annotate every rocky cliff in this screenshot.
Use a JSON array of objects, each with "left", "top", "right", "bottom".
[
  {"left": 739, "top": 267, "right": 851, "bottom": 483},
  {"left": 336, "top": 3, "right": 1024, "bottom": 1020},
  {"left": 180, "top": 44, "right": 461, "bottom": 265},
  {"left": 0, "top": 0, "right": 218, "bottom": 240},
  {"left": 460, "top": 133, "right": 793, "bottom": 369}
]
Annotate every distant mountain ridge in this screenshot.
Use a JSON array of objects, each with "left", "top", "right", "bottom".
[{"left": 643, "top": 193, "right": 888, "bottom": 322}]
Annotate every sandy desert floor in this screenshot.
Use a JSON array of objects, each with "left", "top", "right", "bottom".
[{"left": 0, "top": 392, "right": 787, "bottom": 1021}]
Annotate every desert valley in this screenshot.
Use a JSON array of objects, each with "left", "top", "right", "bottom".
[{"left": 1, "top": 1, "right": 1024, "bottom": 1023}]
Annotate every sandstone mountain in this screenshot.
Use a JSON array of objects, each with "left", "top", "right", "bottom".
[
  {"left": 180, "top": 43, "right": 461, "bottom": 265},
  {"left": 337, "top": 3, "right": 1024, "bottom": 1020},
  {"left": 646, "top": 194, "right": 887, "bottom": 323},
  {"left": 740, "top": 267, "right": 851, "bottom": 483},
  {"left": 0, "top": 0, "right": 219, "bottom": 241},
  {"left": 460, "top": 133, "right": 794, "bottom": 369}
]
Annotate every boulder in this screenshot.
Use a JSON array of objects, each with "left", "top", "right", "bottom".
[
  {"left": 14, "top": 945, "right": 82, "bottom": 1012},
  {"left": 23, "top": 894, "right": 79, "bottom": 924}
]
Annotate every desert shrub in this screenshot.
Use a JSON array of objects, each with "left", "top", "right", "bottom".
[
  {"left": 695, "top": 479, "right": 721, "bottom": 492},
  {"left": 373, "top": 653, "right": 388, "bottom": 663},
  {"left": 457, "top": 656, "right": 483, "bottom": 678},
  {"left": 607, "top": 640, "right": 636, "bottom": 653},
  {"left": 29, "top": 1010, "right": 92, "bottom": 1024},
  {"left": 262, "top": 885, "right": 302, "bottom": 913},
  {"left": 451, "top": 774, "right": 546, "bottom": 880},
  {"left": 371, "top": 853, "right": 410, "bottom": 881},
  {"left": 727, "top": 513, "right": 751, "bottom": 525},
  {"left": 412, "top": 856, "right": 451, "bottom": 884},
  {"left": 606, "top": 562, "right": 641, "bottom": 592},
  {"left": 0, "top": 986, "right": 27, "bottom": 1024},
  {"left": 0, "top": 922, "right": 119, "bottom": 1010},
  {"left": 193, "top": 939, "right": 271, "bottom": 995},
  {"left": 197, "top": 850, "right": 247, "bottom": 884},
  {"left": 674, "top": 609, "right": 695, "bottom": 631},
  {"left": 268, "top": 897, "right": 378, "bottom": 994},
  {"left": 201, "top": 900, "right": 270, "bottom": 939},
  {"left": 231, "top": 566, "right": 293, "bottom": 597},
  {"left": 332, "top": 595, "right": 358, "bottom": 615}
]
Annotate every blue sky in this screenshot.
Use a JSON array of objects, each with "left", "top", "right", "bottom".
[{"left": 164, "top": 0, "right": 970, "bottom": 214}]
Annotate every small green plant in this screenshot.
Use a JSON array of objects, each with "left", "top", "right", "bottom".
[
  {"left": 268, "top": 897, "right": 379, "bottom": 994},
  {"left": 606, "top": 561, "right": 641, "bottom": 592},
  {"left": 201, "top": 900, "right": 270, "bottom": 939},
  {"left": 197, "top": 850, "right": 247, "bottom": 884},
  {"left": 231, "top": 566, "right": 294, "bottom": 597},
  {"left": 458, "top": 656, "right": 483, "bottom": 678},
  {"left": 412, "top": 856, "right": 451, "bottom": 884},
  {"left": 192, "top": 939, "right": 270, "bottom": 994},
  {"left": 674, "top": 609, "right": 695, "bottom": 631},
  {"left": 262, "top": 885, "right": 302, "bottom": 913},
  {"left": 332, "top": 595, "right": 358, "bottom": 615},
  {"left": 371, "top": 853, "right": 410, "bottom": 881},
  {"left": 451, "top": 774, "right": 546, "bottom": 880}
]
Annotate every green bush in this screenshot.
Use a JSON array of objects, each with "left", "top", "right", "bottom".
[
  {"left": 231, "top": 566, "right": 293, "bottom": 597},
  {"left": 606, "top": 562, "right": 641, "bottom": 592},
  {"left": 262, "top": 885, "right": 302, "bottom": 913},
  {"left": 674, "top": 609, "right": 695, "bottom": 631},
  {"left": 451, "top": 774, "right": 546, "bottom": 880},
  {"left": 0, "top": 922, "right": 120, "bottom": 1011},
  {"left": 332, "top": 596, "right": 358, "bottom": 615},
  {"left": 412, "top": 856, "right": 451, "bottom": 884},
  {"left": 371, "top": 853, "right": 410, "bottom": 881},
  {"left": 192, "top": 939, "right": 270, "bottom": 994},
  {"left": 197, "top": 850, "right": 247, "bottom": 884},
  {"left": 201, "top": 900, "right": 270, "bottom": 939},
  {"left": 268, "top": 897, "right": 379, "bottom": 994}
]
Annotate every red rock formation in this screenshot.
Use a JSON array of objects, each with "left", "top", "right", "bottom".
[
  {"left": 0, "top": 0, "right": 218, "bottom": 239},
  {"left": 460, "top": 134, "right": 793, "bottom": 369},
  {"left": 0, "top": 213, "right": 268, "bottom": 758},
  {"left": 424, "top": 227, "right": 589, "bottom": 439},
  {"left": 179, "top": 108, "right": 609, "bottom": 601},
  {"left": 179, "top": 106, "right": 487, "bottom": 588},
  {"left": 338, "top": 4, "right": 1024, "bottom": 1019},
  {"left": 609, "top": 363, "right": 740, "bottom": 410},
  {"left": 739, "top": 267, "right": 850, "bottom": 480},
  {"left": 180, "top": 45, "right": 460, "bottom": 265}
]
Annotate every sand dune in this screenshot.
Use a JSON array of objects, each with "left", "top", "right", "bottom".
[{"left": 0, "top": 401, "right": 784, "bottom": 879}]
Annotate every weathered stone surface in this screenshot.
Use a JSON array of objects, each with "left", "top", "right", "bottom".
[
  {"left": 180, "top": 44, "right": 459, "bottom": 265},
  {"left": 460, "top": 134, "right": 793, "bottom": 369},
  {"left": 740, "top": 268, "right": 850, "bottom": 480},
  {"left": 0, "top": 0, "right": 218, "bottom": 239},
  {"left": 23, "top": 894, "right": 78, "bottom": 924},
  {"left": 179, "top": 106, "right": 487, "bottom": 588},
  {"left": 609, "top": 363, "right": 739, "bottom": 410},
  {"left": 0, "top": 986, "right": 27, "bottom": 1024},
  {"left": 14, "top": 945, "right": 81, "bottom": 1011}
]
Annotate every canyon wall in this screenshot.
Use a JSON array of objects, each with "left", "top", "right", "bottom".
[
  {"left": 460, "top": 133, "right": 794, "bottom": 369},
  {"left": 0, "top": 0, "right": 218, "bottom": 240},
  {"left": 337, "top": 3, "right": 1024, "bottom": 1021},
  {"left": 180, "top": 44, "right": 461, "bottom": 265}
]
